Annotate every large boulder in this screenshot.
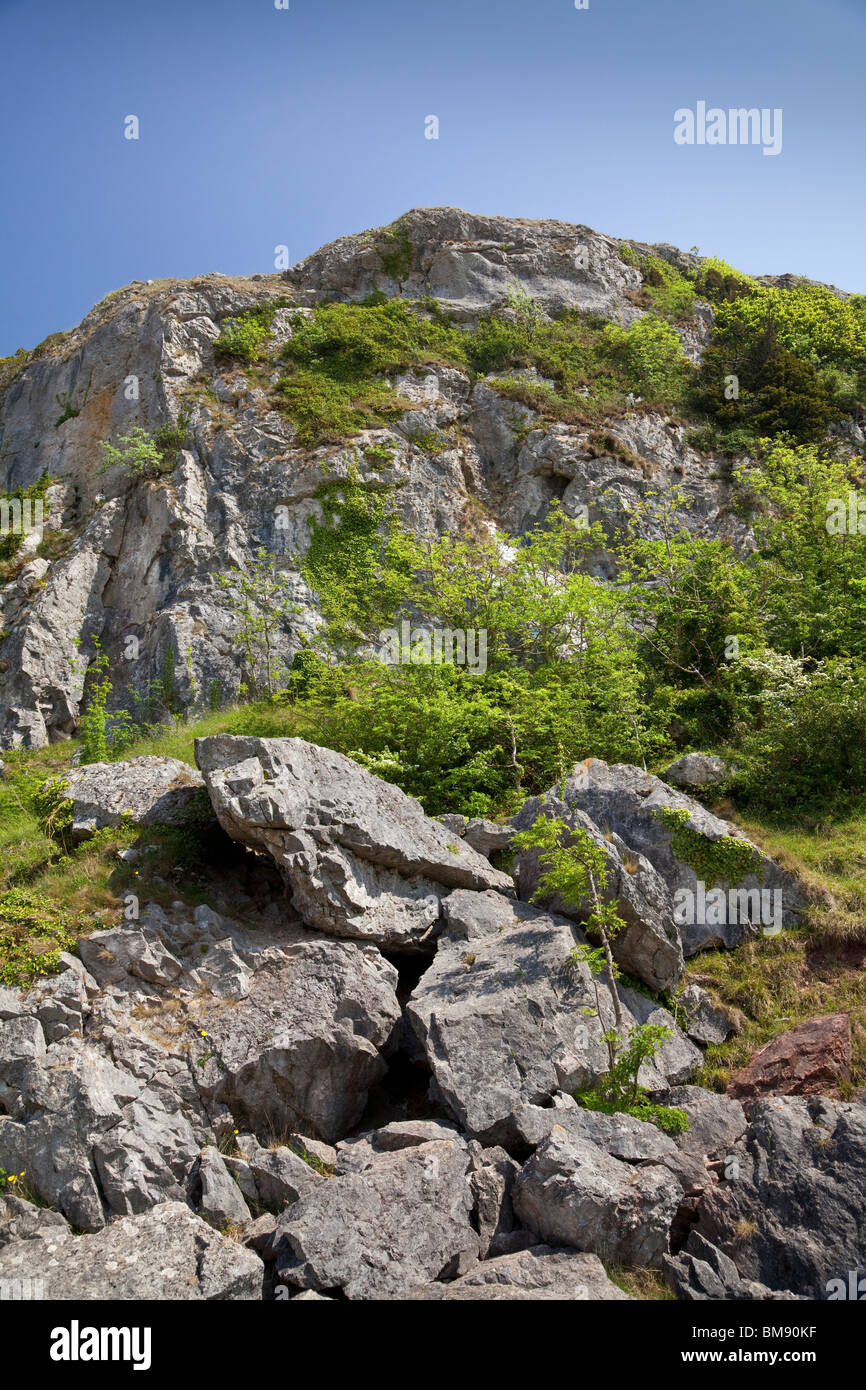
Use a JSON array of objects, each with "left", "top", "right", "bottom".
[
  {"left": 59, "top": 756, "right": 207, "bottom": 841},
  {"left": 512, "top": 798, "right": 684, "bottom": 993},
  {"left": 727, "top": 1015, "right": 852, "bottom": 1102},
  {"left": 513, "top": 1123, "right": 684, "bottom": 1268},
  {"left": 691, "top": 1095, "right": 866, "bottom": 1298},
  {"left": 191, "top": 934, "right": 401, "bottom": 1144},
  {"left": 195, "top": 736, "right": 513, "bottom": 950},
  {"left": 530, "top": 759, "right": 805, "bottom": 954},
  {"left": 406, "top": 892, "right": 700, "bottom": 1144},
  {"left": 0, "top": 1201, "right": 262, "bottom": 1299},
  {"left": 273, "top": 1135, "right": 478, "bottom": 1299}
]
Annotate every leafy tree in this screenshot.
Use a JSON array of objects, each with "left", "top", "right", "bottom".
[
  {"left": 512, "top": 812, "right": 626, "bottom": 1048},
  {"left": 603, "top": 315, "right": 691, "bottom": 400},
  {"left": 511, "top": 812, "right": 688, "bottom": 1134},
  {"left": 735, "top": 441, "right": 866, "bottom": 661},
  {"left": 217, "top": 549, "right": 301, "bottom": 698}
]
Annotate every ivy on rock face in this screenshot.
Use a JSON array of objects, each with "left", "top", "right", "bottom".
[{"left": 654, "top": 806, "right": 762, "bottom": 887}]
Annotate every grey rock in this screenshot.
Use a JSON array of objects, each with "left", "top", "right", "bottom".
[
  {"left": 195, "top": 736, "right": 513, "bottom": 950},
  {"left": 286, "top": 1134, "right": 337, "bottom": 1170},
  {"left": 513, "top": 1125, "right": 683, "bottom": 1268},
  {"left": 407, "top": 898, "right": 699, "bottom": 1144},
  {"left": 244, "top": 1211, "right": 280, "bottom": 1260},
  {"left": 667, "top": 1086, "right": 748, "bottom": 1162},
  {"left": 335, "top": 1119, "right": 462, "bottom": 1175},
  {"left": 0, "top": 1194, "right": 70, "bottom": 1248},
  {"left": 512, "top": 798, "right": 684, "bottom": 992},
  {"left": 543, "top": 759, "right": 805, "bottom": 952},
  {"left": 470, "top": 1150, "right": 520, "bottom": 1258},
  {"left": 197, "top": 1146, "right": 251, "bottom": 1229},
  {"left": 223, "top": 1155, "right": 259, "bottom": 1206},
  {"left": 407, "top": 1244, "right": 631, "bottom": 1300},
  {"left": 246, "top": 1144, "right": 324, "bottom": 1210},
  {"left": 663, "top": 754, "right": 730, "bottom": 788},
  {"left": 0, "top": 1041, "right": 199, "bottom": 1230},
  {"left": 0, "top": 987, "right": 26, "bottom": 1021},
  {"left": 60, "top": 757, "right": 207, "bottom": 841},
  {"left": 274, "top": 1137, "right": 477, "bottom": 1300},
  {"left": 77, "top": 928, "right": 184, "bottom": 989},
  {"left": 0, "top": 1016, "right": 46, "bottom": 1071},
  {"left": 662, "top": 1231, "right": 800, "bottom": 1302},
  {"left": 0, "top": 1201, "right": 262, "bottom": 1299},
  {"left": 194, "top": 934, "right": 401, "bottom": 1143},
  {"left": 22, "top": 967, "right": 90, "bottom": 1044},
  {"left": 511, "top": 1103, "right": 707, "bottom": 1201},
  {"left": 678, "top": 984, "right": 738, "bottom": 1046},
  {"left": 441, "top": 888, "right": 520, "bottom": 940},
  {"left": 690, "top": 1095, "right": 866, "bottom": 1299},
  {"left": 462, "top": 819, "right": 515, "bottom": 856}
]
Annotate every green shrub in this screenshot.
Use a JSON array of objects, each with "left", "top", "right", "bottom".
[
  {"left": 731, "top": 658, "right": 866, "bottom": 819},
  {"left": 99, "top": 427, "right": 169, "bottom": 480},
  {"left": 574, "top": 1023, "right": 691, "bottom": 1136},
  {"left": 604, "top": 315, "right": 691, "bottom": 401},
  {"left": 638, "top": 255, "right": 696, "bottom": 321},
  {"left": 0, "top": 473, "right": 52, "bottom": 566},
  {"left": 213, "top": 299, "right": 288, "bottom": 365},
  {"left": 0, "top": 887, "right": 81, "bottom": 987}
]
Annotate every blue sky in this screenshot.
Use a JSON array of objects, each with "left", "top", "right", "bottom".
[{"left": 1, "top": 0, "right": 863, "bottom": 355}]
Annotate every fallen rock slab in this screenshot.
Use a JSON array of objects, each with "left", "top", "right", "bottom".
[{"left": 194, "top": 736, "right": 513, "bottom": 950}]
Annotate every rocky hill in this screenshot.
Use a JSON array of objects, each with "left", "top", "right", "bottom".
[
  {"left": 0, "top": 208, "right": 792, "bottom": 749},
  {"left": 1, "top": 210, "right": 865, "bottom": 1302}
]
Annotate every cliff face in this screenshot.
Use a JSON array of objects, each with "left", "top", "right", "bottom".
[{"left": 0, "top": 209, "right": 757, "bottom": 748}]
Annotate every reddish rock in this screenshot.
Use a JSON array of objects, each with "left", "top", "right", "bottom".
[{"left": 727, "top": 1014, "right": 851, "bottom": 1101}]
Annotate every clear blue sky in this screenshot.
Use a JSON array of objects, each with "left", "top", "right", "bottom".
[{"left": 1, "top": 0, "right": 863, "bottom": 356}]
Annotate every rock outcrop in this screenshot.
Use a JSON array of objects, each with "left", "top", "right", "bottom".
[
  {"left": 0, "top": 211, "right": 751, "bottom": 750},
  {"left": 515, "top": 759, "right": 805, "bottom": 955},
  {"left": 0, "top": 743, "right": 859, "bottom": 1301},
  {"left": 195, "top": 734, "right": 513, "bottom": 950}
]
